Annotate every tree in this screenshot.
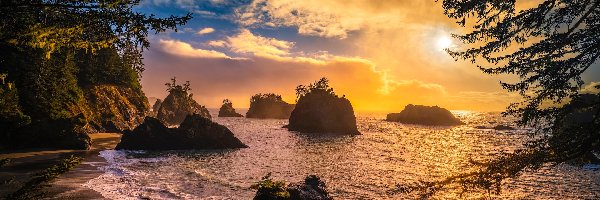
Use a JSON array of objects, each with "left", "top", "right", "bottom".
[
  {"left": 399, "top": 0, "right": 600, "bottom": 197},
  {"left": 0, "top": 0, "right": 191, "bottom": 74},
  {"left": 295, "top": 77, "right": 336, "bottom": 101}
]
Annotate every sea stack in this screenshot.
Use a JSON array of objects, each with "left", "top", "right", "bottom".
[
  {"left": 287, "top": 78, "right": 359, "bottom": 134},
  {"left": 218, "top": 99, "right": 244, "bottom": 117},
  {"left": 155, "top": 78, "right": 211, "bottom": 126},
  {"left": 386, "top": 104, "right": 465, "bottom": 126},
  {"left": 116, "top": 114, "right": 247, "bottom": 150},
  {"left": 246, "top": 93, "right": 295, "bottom": 119}
]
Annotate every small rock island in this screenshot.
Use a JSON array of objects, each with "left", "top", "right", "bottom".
[
  {"left": 287, "top": 78, "right": 360, "bottom": 134},
  {"left": 252, "top": 175, "right": 333, "bottom": 200},
  {"left": 218, "top": 99, "right": 244, "bottom": 117},
  {"left": 386, "top": 104, "right": 465, "bottom": 126},
  {"left": 246, "top": 93, "right": 295, "bottom": 119},
  {"left": 154, "top": 78, "right": 211, "bottom": 126},
  {"left": 116, "top": 114, "right": 247, "bottom": 150}
]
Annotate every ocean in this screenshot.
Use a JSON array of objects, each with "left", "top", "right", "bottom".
[{"left": 83, "top": 111, "right": 600, "bottom": 199}]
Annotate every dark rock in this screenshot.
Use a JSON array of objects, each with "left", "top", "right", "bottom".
[
  {"left": 156, "top": 90, "right": 211, "bottom": 126},
  {"left": 287, "top": 90, "right": 359, "bottom": 135},
  {"left": 492, "top": 125, "right": 514, "bottom": 130},
  {"left": 252, "top": 175, "right": 333, "bottom": 200},
  {"left": 287, "top": 175, "right": 333, "bottom": 200},
  {"left": 116, "top": 114, "right": 247, "bottom": 150},
  {"left": 386, "top": 104, "right": 465, "bottom": 126},
  {"left": 246, "top": 93, "right": 295, "bottom": 119},
  {"left": 218, "top": 99, "right": 244, "bottom": 117}
]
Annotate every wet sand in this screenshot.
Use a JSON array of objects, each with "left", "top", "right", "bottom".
[{"left": 0, "top": 133, "right": 121, "bottom": 199}]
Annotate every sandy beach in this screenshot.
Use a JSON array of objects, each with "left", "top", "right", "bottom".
[{"left": 0, "top": 133, "right": 121, "bottom": 200}]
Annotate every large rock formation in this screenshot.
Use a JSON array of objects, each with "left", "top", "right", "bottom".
[
  {"left": 246, "top": 93, "right": 295, "bottom": 119},
  {"left": 83, "top": 85, "right": 149, "bottom": 133},
  {"left": 116, "top": 114, "right": 247, "bottom": 150},
  {"left": 155, "top": 79, "right": 211, "bottom": 126},
  {"left": 287, "top": 78, "right": 359, "bottom": 134},
  {"left": 218, "top": 99, "right": 244, "bottom": 117},
  {"left": 252, "top": 175, "right": 333, "bottom": 200},
  {"left": 386, "top": 104, "right": 465, "bottom": 126}
]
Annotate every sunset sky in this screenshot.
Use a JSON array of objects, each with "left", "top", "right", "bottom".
[{"left": 137, "top": 0, "right": 600, "bottom": 112}]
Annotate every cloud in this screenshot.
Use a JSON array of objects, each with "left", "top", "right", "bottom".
[
  {"left": 206, "top": 40, "right": 227, "bottom": 47},
  {"left": 196, "top": 27, "right": 216, "bottom": 35},
  {"left": 581, "top": 82, "right": 600, "bottom": 94},
  {"left": 158, "top": 39, "right": 233, "bottom": 59}
]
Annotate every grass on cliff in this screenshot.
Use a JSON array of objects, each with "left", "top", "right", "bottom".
[{"left": 4, "top": 155, "right": 82, "bottom": 200}]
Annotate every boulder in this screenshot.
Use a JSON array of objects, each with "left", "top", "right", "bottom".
[
  {"left": 287, "top": 175, "right": 333, "bottom": 200},
  {"left": 246, "top": 93, "right": 295, "bottom": 119},
  {"left": 156, "top": 90, "right": 211, "bottom": 126},
  {"left": 386, "top": 104, "right": 465, "bottom": 126},
  {"left": 218, "top": 99, "right": 244, "bottom": 117},
  {"left": 116, "top": 114, "right": 247, "bottom": 150},
  {"left": 287, "top": 90, "right": 359, "bottom": 135},
  {"left": 252, "top": 175, "right": 333, "bottom": 200}
]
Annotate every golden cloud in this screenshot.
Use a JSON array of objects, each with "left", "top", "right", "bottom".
[
  {"left": 158, "top": 39, "right": 233, "bottom": 59},
  {"left": 196, "top": 27, "right": 215, "bottom": 35}
]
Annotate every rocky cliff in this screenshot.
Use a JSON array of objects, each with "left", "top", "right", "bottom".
[{"left": 83, "top": 85, "right": 149, "bottom": 133}]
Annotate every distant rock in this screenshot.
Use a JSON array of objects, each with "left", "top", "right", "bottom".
[
  {"left": 287, "top": 78, "right": 359, "bottom": 134},
  {"left": 287, "top": 175, "right": 333, "bottom": 200},
  {"left": 492, "top": 125, "right": 514, "bottom": 130},
  {"left": 218, "top": 99, "right": 244, "bottom": 117},
  {"left": 386, "top": 104, "right": 465, "bottom": 126},
  {"left": 116, "top": 114, "right": 247, "bottom": 150},
  {"left": 475, "top": 124, "right": 515, "bottom": 130},
  {"left": 246, "top": 93, "right": 295, "bottom": 119},
  {"left": 155, "top": 78, "right": 211, "bottom": 126}
]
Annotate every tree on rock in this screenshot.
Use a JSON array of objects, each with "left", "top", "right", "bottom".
[
  {"left": 287, "top": 77, "right": 359, "bottom": 134},
  {"left": 219, "top": 99, "right": 244, "bottom": 117},
  {"left": 246, "top": 93, "right": 295, "bottom": 119}
]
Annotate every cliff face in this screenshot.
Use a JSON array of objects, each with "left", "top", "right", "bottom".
[
  {"left": 156, "top": 90, "right": 211, "bottom": 126},
  {"left": 287, "top": 91, "right": 359, "bottom": 135},
  {"left": 246, "top": 93, "right": 294, "bottom": 119},
  {"left": 386, "top": 104, "right": 465, "bottom": 126},
  {"left": 83, "top": 85, "right": 149, "bottom": 133}
]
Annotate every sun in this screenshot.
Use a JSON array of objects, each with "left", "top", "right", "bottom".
[{"left": 436, "top": 35, "right": 453, "bottom": 51}]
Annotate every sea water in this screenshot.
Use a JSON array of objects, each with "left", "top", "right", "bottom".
[{"left": 84, "top": 111, "right": 600, "bottom": 199}]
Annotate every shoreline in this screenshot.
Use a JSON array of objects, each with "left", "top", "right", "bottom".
[{"left": 0, "top": 133, "right": 121, "bottom": 199}]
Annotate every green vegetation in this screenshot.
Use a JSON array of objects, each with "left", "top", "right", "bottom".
[
  {"left": 295, "top": 77, "right": 337, "bottom": 101},
  {"left": 4, "top": 155, "right": 83, "bottom": 200},
  {"left": 0, "top": 1, "right": 190, "bottom": 149},
  {"left": 399, "top": 0, "right": 600, "bottom": 197},
  {"left": 251, "top": 173, "right": 291, "bottom": 200}
]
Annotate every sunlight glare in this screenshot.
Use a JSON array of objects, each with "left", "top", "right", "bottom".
[{"left": 436, "top": 36, "right": 453, "bottom": 51}]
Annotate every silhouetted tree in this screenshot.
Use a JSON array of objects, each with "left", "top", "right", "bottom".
[
  {"left": 399, "top": 0, "right": 600, "bottom": 197},
  {"left": 0, "top": 0, "right": 191, "bottom": 74},
  {"left": 295, "top": 77, "right": 336, "bottom": 101}
]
